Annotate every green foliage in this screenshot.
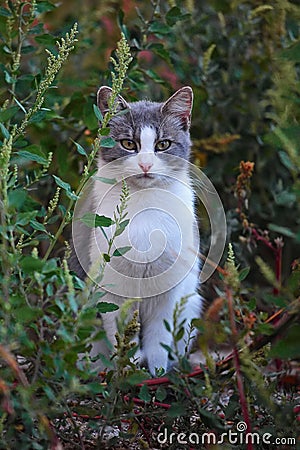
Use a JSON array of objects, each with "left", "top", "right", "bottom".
[{"left": 0, "top": 0, "right": 299, "bottom": 449}]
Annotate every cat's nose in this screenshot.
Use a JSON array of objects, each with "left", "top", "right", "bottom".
[{"left": 138, "top": 162, "right": 153, "bottom": 173}]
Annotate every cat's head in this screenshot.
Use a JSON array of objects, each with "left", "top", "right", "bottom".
[{"left": 97, "top": 86, "right": 193, "bottom": 187}]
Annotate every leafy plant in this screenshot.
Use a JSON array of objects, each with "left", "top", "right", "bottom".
[{"left": 0, "top": 1, "right": 299, "bottom": 449}]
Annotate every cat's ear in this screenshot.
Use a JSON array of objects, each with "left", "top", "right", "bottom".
[
  {"left": 97, "top": 86, "right": 129, "bottom": 116},
  {"left": 161, "top": 86, "right": 193, "bottom": 130}
]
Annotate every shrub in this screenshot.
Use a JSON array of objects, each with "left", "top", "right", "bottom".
[{"left": 0, "top": 1, "right": 299, "bottom": 449}]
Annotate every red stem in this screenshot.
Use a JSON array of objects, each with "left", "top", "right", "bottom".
[
  {"left": 132, "top": 416, "right": 152, "bottom": 447},
  {"left": 123, "top": 394, "right": 171, "bottom": 409},
  {"left": 138, "top": 375, "right": 170, "bottom": 387},
  {"left": 251, "top": 227, "right": 275, "bottom": 252},
  {"left": 227, "top": 286, "right": 253, "bottom": 450}
]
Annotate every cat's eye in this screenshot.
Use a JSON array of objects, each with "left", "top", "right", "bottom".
[
  {"left": 120, "top": 139, "right": 137, "bottom": 152},
  {"left": 155, "top": 140, "right": 171, "bottom": 151}
]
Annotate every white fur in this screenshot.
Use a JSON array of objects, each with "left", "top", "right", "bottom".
[
  {"left": 140, "top": 126, "right": 156, "bottom": 153},
  {"left": 87, "top": 149, "right": 202, "bottom": 375}
]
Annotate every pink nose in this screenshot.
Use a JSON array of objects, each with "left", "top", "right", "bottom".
[{"left": 139, "top": 162, "right": 153, "bottom": 173}]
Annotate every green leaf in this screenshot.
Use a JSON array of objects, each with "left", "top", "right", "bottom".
[
  {"left": 269, "top": 324, "right": 300, "bottom": 359},
  {"left": 149, "top": 43, "right": 171, "bottom": 64},
  {"left": 100, "top": 137, "right": 116, "bottom": 148},
  {"left": 0, "top": 7, "right": 12, "bottom": 17},
  {"left": 17, "top": 150, "right": 48, "bottom": 165},
  {"left": 149, "top": 22, "right": 171, "bottom": 36},
  {"left": 0, "top": 122, "right": 10, "bottom": 139},
  {"left": 155, "top": 386, "right": 167, "bottom": 402},
  {"left": 22, "top": 42, "right": 37, "bottom": 53},
  {"left": 93, "top": 104, "right": 103, "bottom": 122},
  {"left": 274, "top": 190, "right": 296, "bottom": 206},
  {"left": 72, "top": 140, "right": 87, "bottom": 157},
  {"left": 13, "top": 305, "right": 42, "bottom": 323},
  {"left": 113, "top": 246, "right": 131, "bottom": 257},
  {"left": 20, "top": 256, "right": 44, "bottom": 273},
  {"left": 28, "top": 110, "right": 48, "bottom": 123},
  {"left": 256, "top": 323, "right": 274, "bottom": 336},
  {"left": 0, "top": 106, "right": 19, "bottom": 122},
  {"left": 168, "top": 402, "right": 186, "bottom": 417},
  {"left": 83, "top": 382, "right": 105, "bottom": 395},
  {"left": 8, "top": 189, "right": 28, "bottom": 209},
  {"left": 34, "top": 34, "right": 56, "bottom": 46},
  {"left": 263, "top": 294, "right": 287, "bottom": 308},
  {"left": 280, "top": 41, "right": 300, "bottom": 62},
  {"left": 160, "top": 343, "right": 173, "bottom": 355},
  {"left": 91, "top": 291, "right": 106, "bottom": 302},
  {"left": 114, "top": 219, "right": 130, "bottom": 237},
  {"left": 103, "top": 253, "right": 110, "bottom": 262},
  {"left": 16, "top": 211, "right": 38, "bottom": 226},
  {"left": 30, "top": 219, "right": 47, "bottom": 232},
  {"left": 198, "top": 407, "right": 225, "bottom": 430},
  {"left": 278, "top": 151, "right": 296, "bottom": 172},
  {"left": 127, "top": 372, "right": 149, "bottom": 385},
  {"left": 138, "top": 384, "right": 151, "bottom": 403},
  {"left": 239, "top": 266, "right": 250, "bottom": 281},
  {"left": 99, "top": 127, "right": 110, "bottom": 136},
  {"left": 42, "top": 259, "right": 57, "bottom": 274},
  {"left": 145, "top": 69, "right": 165, "bottom": 84},
  {"left": 35, "top": 1, "right": 56, "bottom": 13},
  {"left": 53, "top": 175, "right": 78, "bottom": 200},
  {"left": 94, "top": 176, "right": 117, "bottom": 185},
  {"left": 96, "top": 302, "right": 119, "bottom": 313},
  {"left": 268, "top": 223, "right": 296, "bottom": 238},
  {"left": 165, "top": 6, "right": 189, "bottom": 26},
  {"left": 4, "top": 70, "right": 15, "bottom": 84},
  {"left": 163, "top": 319, "right": 171, "bottom": 332},
  {"left": 248, "top": 297, "right": 256, "bottom": 311},
  {"left": 175, "top": 327, "right": 184, "bottom": 342},
  {"left": 53, "top": 175, "right": 72, "bottom": 191},
  {"left": 115, "top": 108, "right": 130, "bottom": 117},
  {"left": 83, "top": 101, "right": 98, "bottom": 130},
  {"left": 47, "top": 215, "right": 59, "bottom": 224},
  {"left": 79, "top": 212, "right": 114, "bottom": 228}
]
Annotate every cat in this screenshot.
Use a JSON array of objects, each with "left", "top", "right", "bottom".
[{"left": 72, "top": 86, "right": 203, "bottom": 375}]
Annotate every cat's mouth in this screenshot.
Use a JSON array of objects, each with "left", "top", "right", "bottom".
[
  {"left": 127, "top": 172, "right": 172, "bottom": 188},
  {"left": 136, "top": 173, "right": 155, "bottom": 179}
]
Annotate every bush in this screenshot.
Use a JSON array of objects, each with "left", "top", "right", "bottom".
[{"left": 0, "top": 1, "right": 299, "bottom": 449}]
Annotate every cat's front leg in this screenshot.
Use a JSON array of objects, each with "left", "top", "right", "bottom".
[
  {"left": 140, "top": 296, "right": 175, "bottom": 376},
  {"left": 140, "top": 288, "right": 202, "bottom": 376},
  {"left": 90, "top": 293, "right": 141, "bottom": 370}
]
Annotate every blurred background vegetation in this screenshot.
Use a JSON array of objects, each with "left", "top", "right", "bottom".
[
  {"left": 1, "top": 0, "right": 300, "bottom": 448},
  {"left": 2, "top": 0, "right": 299, "bottom": 289}
]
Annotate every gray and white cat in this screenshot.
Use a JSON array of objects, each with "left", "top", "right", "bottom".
[{"left": 72, "top": 86, "right": 202, "bottom": 375}]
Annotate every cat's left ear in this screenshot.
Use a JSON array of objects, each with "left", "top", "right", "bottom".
[
  {"left": 161, "top": 86, "right": 193, "bottom": 130},
  {"left": 97, "top": 86, "right": 129, "bottom": 116}
]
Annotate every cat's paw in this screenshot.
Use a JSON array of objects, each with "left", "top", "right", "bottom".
[{"left": 146, "top": 353, "right": 169, "bottom": 377}]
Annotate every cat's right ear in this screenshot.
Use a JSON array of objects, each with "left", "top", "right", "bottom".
[
  {"left": 97, "top": 86, "right": 129, "bottom": 116},
  {"left": 161, "top": 86, "right": 193, "bottom": 130}
]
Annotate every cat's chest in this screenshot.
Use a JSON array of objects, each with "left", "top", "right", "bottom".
[{"left": 92, "top": 180, "right": 195, "bottom": 260}]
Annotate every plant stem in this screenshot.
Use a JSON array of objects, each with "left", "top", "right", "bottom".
[
  {"left": 42, "top": 34, "right": 132, "bottom": 261},
  {"left": 226, "top": 286, "right": 253, "bottom": 450}
]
